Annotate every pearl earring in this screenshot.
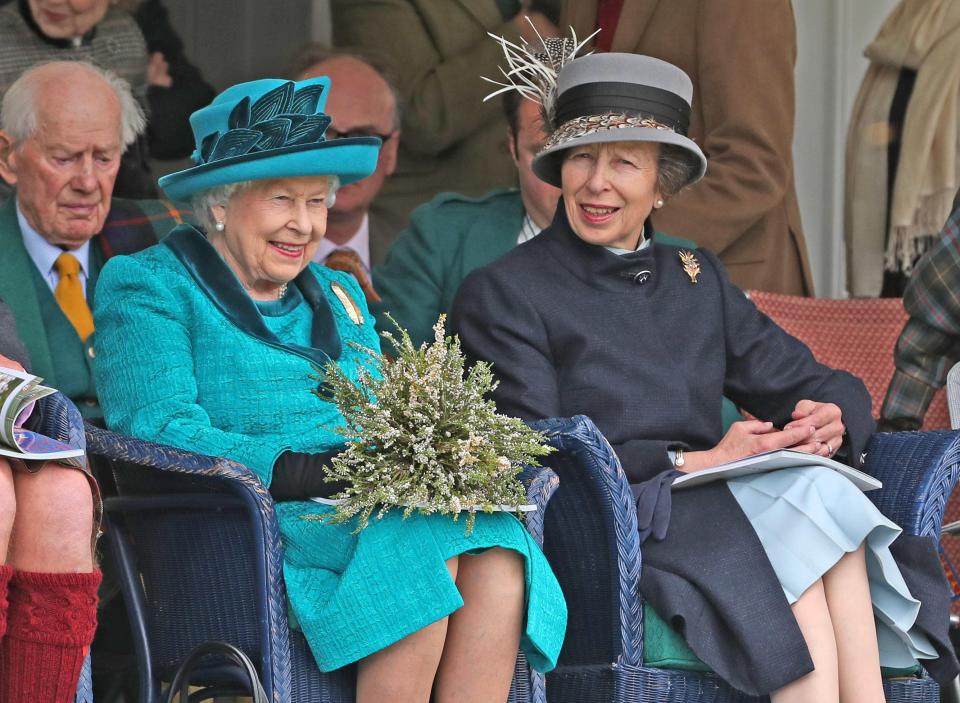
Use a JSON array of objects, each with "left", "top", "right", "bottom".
[
  {"left": 214, "top": 221, "right": 225, "bottom": 232},
  {"left": 655, "top": 199, "right": 664, "bottom": 208}
]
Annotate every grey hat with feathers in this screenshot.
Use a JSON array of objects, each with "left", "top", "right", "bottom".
[{"left": 484, "top": 27, "right": 707, "bottom": 188}]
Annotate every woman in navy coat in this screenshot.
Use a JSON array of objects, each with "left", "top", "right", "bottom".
[{"left": 453, "top": 48, "right": 955, "bottom": 700}]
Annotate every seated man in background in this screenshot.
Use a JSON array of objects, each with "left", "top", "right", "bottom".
[
  {"left": 880, "top": 197, "right": 960, "bottom": 431},
  {"left": 370, "top": 92, "right": 559, "bottom": 347},
  {"left": 0, "top": 295, "right": 99, "bottom": 703},
  {"left": 0, "top": 0, "right": 157, "bottom": 199},
  {"left": 291, "top": 45, "right": 401, "bottom": 302},
  {"left": 0, "top": 61, "right": 188, "bottom": 420}
]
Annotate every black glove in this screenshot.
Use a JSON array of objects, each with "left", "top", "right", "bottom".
[
  {"left": 269, "top": 450, "right": 350, "bottom": 502},
  {"left": 630, "top": 469, "right": 683, "bottom": 544}
]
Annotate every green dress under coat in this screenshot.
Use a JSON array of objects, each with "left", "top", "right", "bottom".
[{"left": 92, "top": 224, "right": 567, "bottom": 672}]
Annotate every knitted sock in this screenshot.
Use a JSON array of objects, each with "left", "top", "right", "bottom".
[
  {"left": 0, "top": 569, "right": 101, "bottom": 703},
  {"left": 0, "top": 565, "right": 11, "bottom": 640}
]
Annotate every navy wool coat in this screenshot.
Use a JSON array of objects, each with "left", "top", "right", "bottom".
[{"left": 451, "top": 204, "right": 875, "bottom": 695}]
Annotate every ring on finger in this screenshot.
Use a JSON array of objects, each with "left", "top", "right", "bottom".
[{"left": 826, "top": 442, "right": 833, "bottom": 455}]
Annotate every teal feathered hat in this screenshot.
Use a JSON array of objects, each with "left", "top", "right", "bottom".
[{"left": 158, "top": 77, "right": 380, "bottom": 201}]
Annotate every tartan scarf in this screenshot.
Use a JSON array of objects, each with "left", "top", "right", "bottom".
[{"left": 97, "top": 198, "right": 184, "bottom": 258}]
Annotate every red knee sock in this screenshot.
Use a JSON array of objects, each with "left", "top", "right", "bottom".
[
  {"left": 0, "top": 565, "right": 12, "bottom": 640},
  {"left": 0, "top": 569, "right": 101, "bottom": 703}
]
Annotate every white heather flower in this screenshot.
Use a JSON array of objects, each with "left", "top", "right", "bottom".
[{"left": 318, "top": 314, "right": 554, "bottom": 534}]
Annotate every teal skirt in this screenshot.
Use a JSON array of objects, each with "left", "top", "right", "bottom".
[
  {"left": 728, "top": 467, "right": 937, "bottom": 669},
  {"left": 275, "top": 502, "right": 567, "bottom": 672}
]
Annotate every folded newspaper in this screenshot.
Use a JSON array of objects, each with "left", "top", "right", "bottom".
[
  {"left": 0, "top": 366, "right": 84, "bottom": 467},
  {"left": 671, "top": 449, "right": 881, "bottom": 492}
]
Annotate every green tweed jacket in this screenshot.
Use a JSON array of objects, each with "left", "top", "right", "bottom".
[
  {"left": 0, "top": 196, "right": 189, "bottom": 416},
  {"left": 371, "top": 189, "right": 524, "bottom": 347}
]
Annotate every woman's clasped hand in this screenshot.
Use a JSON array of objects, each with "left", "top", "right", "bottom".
[{"left": 682, "top": 401, "right": 847, "bottom": 473}]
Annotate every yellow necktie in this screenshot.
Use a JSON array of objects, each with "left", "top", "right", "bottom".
[{"left": 54, "top": 253, "right": 94, "bottom": 342}]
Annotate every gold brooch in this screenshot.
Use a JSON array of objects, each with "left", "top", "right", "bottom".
[
  {"left": 679, "top": 250, "right": 700, "bottom": 283},
  {"left": 330, "top": 282, "right": 364, "bottom": 325}
]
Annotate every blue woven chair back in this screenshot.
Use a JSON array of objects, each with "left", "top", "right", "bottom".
[
  {"left": 865, "top": 430, "right": 960, "bottom": 538},
  {"left": 110, "top": 463, "right": 263, "bottom": 678}
]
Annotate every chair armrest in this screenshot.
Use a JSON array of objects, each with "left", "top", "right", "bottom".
[
  {"left": 529, "top": 415, "right": 643, "bottom": 669},
  {"left": 34, "top": 392, "right": 86, "bottom": 454},
  {"left": 84, "top": 422, "right": 264, "bottom": 493},
  {"left": 83, "top": 424, "right": 294, "bottom": 701},
  {"left": 522, "top": 466, "right": 559, "bottom": 550},
  {"left": 864, "top": 430, "right": 960, "bottom": 537}
]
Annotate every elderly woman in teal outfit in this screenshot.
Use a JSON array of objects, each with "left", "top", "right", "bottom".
[{"left": 92, "top": 76, "right": 566, "bottom": 702}]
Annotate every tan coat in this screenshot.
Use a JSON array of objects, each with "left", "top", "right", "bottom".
[{"left": 562, "top": 0, "right": 813, "bottom": 295}]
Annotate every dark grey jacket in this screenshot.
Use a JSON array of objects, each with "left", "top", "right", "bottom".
[{"left": 451, "top": 204, "right": 875, "bottom": 694}]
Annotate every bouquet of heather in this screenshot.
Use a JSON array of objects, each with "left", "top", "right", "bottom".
[{"left": 319, "top": 316, "right": 554, "bottom": 534}]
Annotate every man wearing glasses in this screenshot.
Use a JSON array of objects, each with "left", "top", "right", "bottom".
[{"left": 292, "top": 46, "right": 401, "bottom": 302}]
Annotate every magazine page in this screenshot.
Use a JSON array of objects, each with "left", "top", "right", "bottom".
[
  {"left": 671, "top": 449, "right": 881, "bottom": 492},
  {"left": 0, "top": 367, "right": 35, "bottom": 447},
  {"left": 0, "top": 366, "right": 82, "bottom": 465},
  {"left": 0, "top": 431, "right": 85, "bottom": 467}
]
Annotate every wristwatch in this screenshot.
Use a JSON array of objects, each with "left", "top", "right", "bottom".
[{"left": 673, "top": 447, "right": 685, "bottom": 468}]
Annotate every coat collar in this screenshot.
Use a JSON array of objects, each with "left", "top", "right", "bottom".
[
  {"left": 539, "top": 200, "right": 661, "bottom": 293},
  {"left": 162, "top": 225, "right": 341, "bottom": 366}
]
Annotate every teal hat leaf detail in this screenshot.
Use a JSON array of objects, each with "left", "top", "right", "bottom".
[
  {"left": 279, "top": 113, "right": 308, "bottom": 129},
  {"left": 199, "top": 131, "right": 220, "bottom": 163},
  {"left": 228, "top": 97, "right": 251, "bottom": 130},
  {"left": 287, "top": 114, "right": 331, "bottom": 145},
  {"left": 251, "top": 82, "right": 294, "bottom": 124},
  {"left": 190, "top": 79, "right": 339, "bottom": 166},
  {"left": 253, "top": 118, "right": 292, "bottom": 151},
  {"left": 209, "top": 128, "right": 260, "bottom": 161},
  {"left": 291, "top": 84, "right": 325, "bottom": 116}
]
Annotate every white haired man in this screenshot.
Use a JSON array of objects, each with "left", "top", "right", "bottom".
[{"left": 0, "top": 60, "right": 189, "bottom": 421}]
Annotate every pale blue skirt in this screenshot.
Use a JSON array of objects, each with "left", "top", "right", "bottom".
[{"left": 727, "top": 467, "right": 937, "bottom": 669}]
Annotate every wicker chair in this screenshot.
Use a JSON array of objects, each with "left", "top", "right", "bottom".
[
  {"left": 747, "top": 291, "right": 949, "bottom": 430},
  {"left": 530, "top": 414, "right": 959, "bottom": 703},
  {"left": 749, "top": 291, "right": 960, "bottom": 626},
  {"left": 83, "top": 423, "right": 554, "bottom": 703}
]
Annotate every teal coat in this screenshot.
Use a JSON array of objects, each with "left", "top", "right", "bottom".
[
  {"left": 93, "top": 225, "right": 566, "bottom": 672},
  {"left": 0, "top": 196, "right": 189, "bottom": 416},
  {"left": 373, "top": 188, "right": 701, "bottom": 348}
]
